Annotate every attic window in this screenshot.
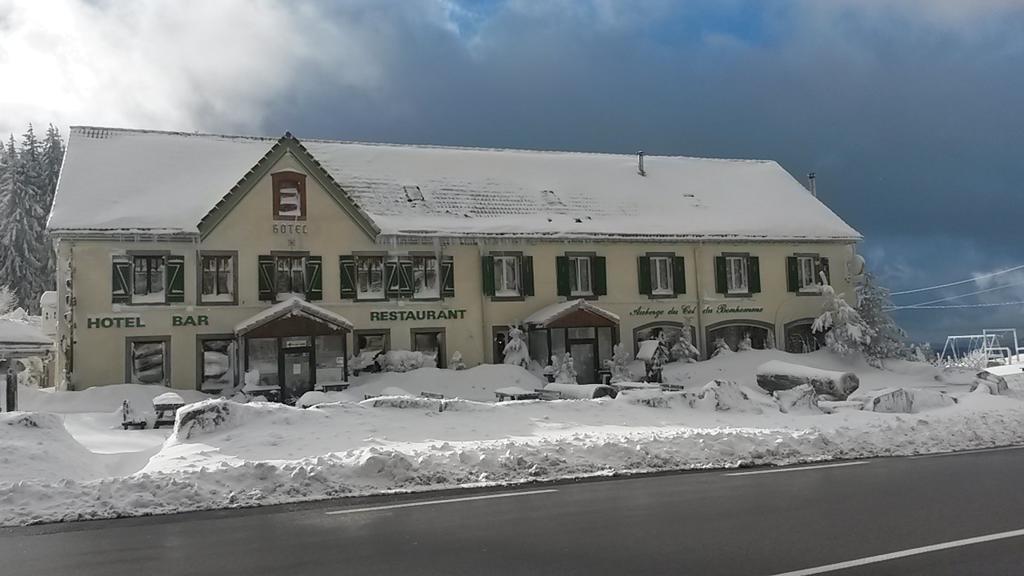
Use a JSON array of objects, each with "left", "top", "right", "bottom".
[
  {"left": 272, "top": 171, "right": 306, "bottom": 221},
  {"left": 403, "top": 185, "right": 424, "bottom": 202},
  {"left": 540, "top": 189, "right": 565, "bottom": 208}
]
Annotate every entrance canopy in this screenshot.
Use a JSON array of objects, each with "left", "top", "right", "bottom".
[
  {"left": 524, "top": 299, "right": 619, "bottom": 329},
  {"left": 235, "top": 297, "right": 353, "bottom": 338},
  {"left": 0, "top": 318, "right": 54, "bottom": 360}
]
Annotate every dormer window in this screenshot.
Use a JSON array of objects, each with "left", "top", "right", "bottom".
[{"left": 272, "top": 171, "right": 306, "bottom": 220}]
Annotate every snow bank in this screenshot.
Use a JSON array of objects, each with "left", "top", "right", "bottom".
[
  {"left": 20, "top": 384, "right": 209, "bottom": 414},
  {"left": 854, "top": 387, "right": 957, "bottom": 414},
  {"left": 0, "top": 412, "right": 107, "bottom": 484},
  {"left": 691, "top": 380, "right": 779, "bottom": 414},
  {"left": 342, "top": 364, "right": 544, "bottom": 402}
]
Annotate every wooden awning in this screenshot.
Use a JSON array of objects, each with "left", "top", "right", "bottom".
[
  {"left": 235, "top": 298, "right": 353, "bottom": 338},
  {"left": 524, "top": 299, "right": 619, "bottom": 329}
]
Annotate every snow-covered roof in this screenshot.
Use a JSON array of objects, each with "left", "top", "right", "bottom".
[
  {"left": 234, "top": 298, "right": 354, "bottom": 335},
  {"left": 523, "top": 299, "right": 621, "bottom": 327},
  {"left": 49, "top": 126, "right": 861, "bottom": 241}
]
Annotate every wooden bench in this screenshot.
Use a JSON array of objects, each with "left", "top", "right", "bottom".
[
  {"left": 495, "top": 390, "right": 541, "bottom": 402},
  {"left": 420, "top": 391, "right": 445, "bottom": 400},
  {"left": 535, "top": 388, "right": 562, "bottom": 401}
]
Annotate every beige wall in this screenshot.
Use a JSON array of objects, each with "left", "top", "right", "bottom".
[{"left": 54, "top": 151, "right": 858, "bottom": 391}]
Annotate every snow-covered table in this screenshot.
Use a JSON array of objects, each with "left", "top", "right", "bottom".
[{"left": 495, "top": 386, "right": 541, "bottom": 401}]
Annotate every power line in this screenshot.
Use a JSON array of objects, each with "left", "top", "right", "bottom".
[
  {"left": 887, "top": 300, "right": 1024, "bottom": 311},
  {"left": 890, "top": 264, "right": 1024, "bottom": 296},
  {"left": 891, "top": 279, "right": 1024, "bottom": 310}
]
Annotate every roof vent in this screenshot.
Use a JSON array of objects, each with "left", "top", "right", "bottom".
[
  {"left": 637, "top": 151, "right": 646, "bottom": 177},
  {"left": 403, "top": 185, "right": 424, "bottom": 202},
  {"left": 807, "top": 172, "right": 816, "bottom": 197}
]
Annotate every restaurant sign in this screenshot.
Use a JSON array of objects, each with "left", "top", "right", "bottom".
[
  {"left": 369, "top": 309, "right": 467, "bottom": 322},
  {"left": 628, "top": 304, "right": 698, "bottom": 320}
]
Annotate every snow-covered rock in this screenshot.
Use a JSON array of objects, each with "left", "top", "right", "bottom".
[
  {"left": 756, "top": 360, "right": 859, "bottom": 400},
  {"left": 852, "top": 387, "right": 957, "bottom": 413},
  {"left": 773, "top": 384, "right": 821, "bottom": 414},
  {"left": 0, "top": 412, "right": 106, "bottom": 484},
  {"left": 692, "top": 380, "right": 779, "bottom": 414}
]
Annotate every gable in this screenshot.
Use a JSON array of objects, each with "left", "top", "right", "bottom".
[{"left": 198, "top": 134, "right": 380, "bottom": 241}]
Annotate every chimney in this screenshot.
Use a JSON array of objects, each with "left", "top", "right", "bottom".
[
  {"left": 637, "top": 151, "right": 646, "bottom": 176},
  {"left": 808, "top": 172, "right": 816, "bottom": 197}
]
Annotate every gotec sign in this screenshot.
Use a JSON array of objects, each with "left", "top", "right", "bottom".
[{"left": 87, "top": 315, "right": 210, "bottom": 328}]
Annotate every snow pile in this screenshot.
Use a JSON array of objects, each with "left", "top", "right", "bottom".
[
  {"left": 852, "top": 387, "right": 957, "bottom": 414},
  {"left": 691, "top": 380, "right": 779, "bottom": 414},
  {"left": 0, "top": 412, "right": 106, "bottom": 484},
  {"left": 20, "top": 384, "right": 209, "bottom": 414},
  {"left": 342, "top": 364, "right": 543, "bottom": 402}
]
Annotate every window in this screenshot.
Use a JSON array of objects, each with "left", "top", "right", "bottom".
[
  {"left": 275, "top": 255, "right": 305, "bottom": 297},
  {"left": 133, "top": 255, "right": 165, "bottom": 303},
  {"left": 570, "top": 256, "right": 592, "bottom": 296},
  {"left": 200, "top": 254, "right": 235, "bottom": 303},
  {"left": 315, "top": 335, "right": 345, "bottom": 385},
  {"left": 726, "top": 256, "right": 748, "bottom": 294},
  {"left": 198, "top": 337, "right": 234, "bottom": 392},
  {"left": 126, "top": 337, "right": 170, "bottom": 385},
  {"left": 272, "top": 172, "right": 306, "bottom": 220},
  {"left": 246, "top": 337, "right": 279, "bottom": 390},
  {"left": 797, "top": 256, "right": 818, "bottom": 291},
  {"left": 412, "top": 255, "right": 439, "bottom": 299},
  {"left": 355, "top": 330, "right": 390, "bottom": 354},
  {"left": 650, "top": 256, "right": 673, "bottom": 295},
  {"left": 411, "top": 328, "right": 446, "bottom": 368},
  {"left": 494, "top": 255, "right": 520, "bottom": 297},
  {"left": 357, "top": 256, "right": 385, "bottom": 299}
]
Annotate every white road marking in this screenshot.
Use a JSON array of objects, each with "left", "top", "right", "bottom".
[
  {"left": 324, "top": 489, "right": 558, "bottom": 515},
  {"left": 766, "top": 527, "right": 1024, "bottom": 576},
  {"left": 724, "top": 461, "right": 868, "bottom": 477},
  {"left": 908, "top": 445, "right": 1024, "bottom": 459}
]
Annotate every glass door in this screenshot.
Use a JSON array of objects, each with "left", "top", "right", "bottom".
[
  {"left": 282, "top": 349, "right": 312, "bottom": 404},
  {"left": 570, "top": 342, "right": 596, "bottom": 384}
]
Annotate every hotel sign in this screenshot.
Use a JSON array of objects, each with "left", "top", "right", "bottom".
[
  {"left": 370, "top": 309, "right": 467, "bottom": 322},
  {"left": 628, "top": 304, "right": 698, "bottom": 320},
  {"left": 87, "top": 314, "right": 210, "bottom": 329}
]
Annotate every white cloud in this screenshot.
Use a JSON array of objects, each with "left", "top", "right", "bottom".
[{"left": 0, "top": 0, "right": 392, "bottom": 135}]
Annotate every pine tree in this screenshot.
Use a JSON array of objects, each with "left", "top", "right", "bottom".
[
  {"left": 0, "top": 135, "right": 45, "bottom": 311},
  {"left": 857, "top": 272, "right": 907, "bottom": 361},
  {"left": 812, "top": 284, "right": 874, "bottom": 356},
  {"left": 39, "top": 125, "right": 64, "bottom": 287}
]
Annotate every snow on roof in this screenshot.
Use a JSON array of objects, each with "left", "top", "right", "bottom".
[
  {"left": 49, "top": 126, "right": 862, "bottom": 241},
  {"left": 234, "top": 297, "right": 354, "bottom": 335},
  {"left": 39, "top": 291, "right": 57, "bottom": 306},
  {"left": 523, "top": 299, "right": 621, "bottom": 327}
]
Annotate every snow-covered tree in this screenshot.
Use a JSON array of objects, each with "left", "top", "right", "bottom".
[
  {"left": 605, "top": 343, "right": 633, "bottom": 383},
  {"left": 737, "top": 334, "right": 753, "bottom": 351},
  {"left": 0, "top": 136, "right": 44, "bottom": 310},
  {"left": 669, "top": 323, "right": 699, "bottom": 363},
  {"left": 812, "top": 283, "right": 874, "bottom": 356},
  {"left": 502, "top": 325, "right": 531, "bottom": 368},
  {"left": 856, "top": 272, "right": 908, "bottom": 361},
  {"left": 765, "top": 330, "right": 776, "bottom": 350},
  {"left": 0, "top": 285, "right": 16, "bottom": 316}
]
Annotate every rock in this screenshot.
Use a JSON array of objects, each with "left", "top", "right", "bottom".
[
  {"left": 756, "top": 360, "right": 859, "bottom": 400},
  {"left": 971, "top": 372, "right": 1009, "bottom": 395},
  {"left": 692, "top": 380, "right": 779, "bottom": 414},
  {"left": 852, "top": 387, "right": 957, "bottom": 413},
  {"left": 773, "top": 384, "right": 821, "bottom": 414},
  {"left": 818, "top": 400, "right": 865, "bottom": 413}
]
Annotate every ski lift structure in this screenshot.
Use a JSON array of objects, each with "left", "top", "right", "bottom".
[{"left": 940, "top": 328, "right": 1023, "bottom": 366}]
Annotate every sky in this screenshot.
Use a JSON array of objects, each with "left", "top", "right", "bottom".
[{"left": 2, "top": 0, "right": 1023, "bottom": 344}]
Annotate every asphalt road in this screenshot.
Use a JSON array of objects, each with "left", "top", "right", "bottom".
[{"left": 3, "top": 446, "right": 1024, "bottom": 576}]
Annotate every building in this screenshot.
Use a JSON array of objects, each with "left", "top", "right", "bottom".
[{"left": 47, "top": 127, "right": 861, "bottom": 400}]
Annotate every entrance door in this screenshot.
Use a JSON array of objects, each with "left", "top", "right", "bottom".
[
  {"left": 570, "top": 342, "right": 596, "bottom": 384},
  {"left": 282, "top": 349, "right": 312, "bottom": 403}
]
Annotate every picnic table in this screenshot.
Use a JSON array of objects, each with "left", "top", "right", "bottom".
[{"left": 495, "top": 386, "right": 541, "bottom": 401}]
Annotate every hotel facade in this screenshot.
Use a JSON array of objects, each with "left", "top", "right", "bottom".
[{"left": 47, "top": 127, "right": 862, "bottom": 401}]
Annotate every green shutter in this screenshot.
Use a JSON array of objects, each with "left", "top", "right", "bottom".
[
  {"left": 481, "top": 256, "right": 495, "bottom": 297},
  {"left": 672, "top": 256, "right": 686, "bottom": 295},
  {"left": 593, "top": 256, "right": 607, "bottom": 296},
  {"left": 556, "top": 256, "right": 570, "bottom": 297},
  {"left": 522, "top": 256, "right": 535, "bottom": 297},
  {"left": 637, "top": 256, "right": 651, "bottom": 296},
  {"left": 441, "top": 258, "right": 455, "bottom": 298},
  {"left": 714, "top": 256, "right": 728, "bottom": 294},
  {"left": 817, "top": 257, "right": 831, "bottom": 285},
  {"left": 786, "top": 257, "right": 799, "bottom": 293},
  {"left": 166, "top": 255, "right": 185, "bottom": 303},
  {"left": 257, "top": 255, "right": 275, "bottom": 301},
  {"left": 305, "top": 255, "right": 322, "bottom": 301},
  {"left": 112, "top": 256, "right": 132, "bottom": 304},
  {"left": 339, "top": 256, "right": 356, "bottom": 299},
  {"left": 385, "top": 260, "right": 399, "bottom": 298},
  {"left": 398, "top": 259, "right": 414, "bottom": 297},
  {"left": 748, "top": 256, "right": 761, "bottom": 294}
]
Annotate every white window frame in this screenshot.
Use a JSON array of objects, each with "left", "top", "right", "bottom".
[
  {"left": 726, "top": 256, "right": 748, "bottom": 295},
  {"left": 650, "top": 256, "right": 673, "bottom": 296},
  {"left": 132, "top": 255, "right": 166, "bottom": 304},
  {"left": 494, "top": 255, "right": 521, "bottom": 298},
  {"left": 412, "top": 255, "right": 440, "bottom": 300},
  {"left": 570, "top": 256, "right": 593, "bottom": 297},
  {"left": 273, "top": 254, "right": 306, "bottom": 300},
  {"left": 797, "top": 256, "right": 819, "bottom": 292},
  {"left": 356, "top": 255, "right": 386, "bottom": 300},
  {"left": 200, "top": 254, "right": 235, "bottom": 303}
]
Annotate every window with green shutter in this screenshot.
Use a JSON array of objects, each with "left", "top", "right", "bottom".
[
  {"left": 304, "top": 256, "right": 322, "bottom": 301},
  {"left": 748, "top": 256, "right": 761, "bottom": 293},
  {"left": 714, "top": 256, "right": 728, "bottom": 294},
  {"left": 593, "top": 256, "right": 607, "bottom": 296},
  {"left": 441, "top": 257, "right": 455, "bottom": 298},
  {"left": 637, "top": 256, "right": 652, "bottom": 296},
  {"left": 257, "top": 255, "right": 275, "bottom": 301},
  {"left": 339, "top": 256, "right": 357, "bottom": 299},
  {"left": 166, "top": 256, "right": 185, "bottom": 303},
  {"left": 481, "top": 255, "right": 495, "bottom": 296},
  {"left": 522, "top": 256, "right": 535, "bottom": 297},
  {"left": 672, "top": 256, "right": 686, "bottom": 295},
  {"left": 556, "top": 256, "right": 570, "bottom": 297},
  {"left": 112, "top": 256, "right": 132, "bottom": 304}
]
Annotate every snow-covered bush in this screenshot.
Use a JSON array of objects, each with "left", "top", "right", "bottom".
[
  {"left": 449, "top": 351, "right": 466, "bottom": 370},
  {"left": 669, "top": 325, "right": 700, "bottom": 363},
  {"left": 0, "top": 286, "right": 17, "bottom": 316},
  {"left": 812, "top": 283, "right": 874, "bottom": 356},
  {"left": 605, "top": 343, "right": 634, "bottom": 383},
  {"left": 502, "top": 326, "right": 530, "bottom": 368},
  {"left": 381, "top": 350, "right": 438, "bottom": 372},
  {"left": 554, "top": 352, "right": 577, "bottom": 384},
  {"left": 737, "top": 334, "right": 753, "bottom": 351},
  {"left": 765, "top": 331, "right": 776, "bottom": 350},
  {"left": 711, "top": 338, "right": 733, "bottom": 357}
]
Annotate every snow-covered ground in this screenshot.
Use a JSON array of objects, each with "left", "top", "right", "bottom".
[{"left": 2, "top": 350, "right": 1023, "bottom": 526}]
